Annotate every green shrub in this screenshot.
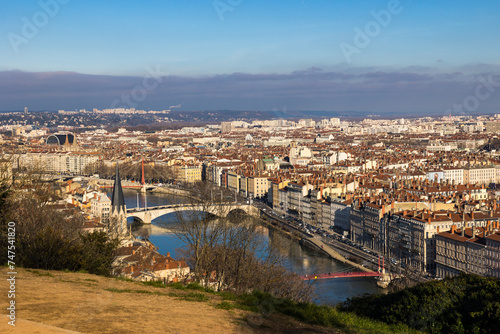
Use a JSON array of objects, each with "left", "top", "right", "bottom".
[
  {"left": 215, "top": 301, "right": 234, "bottom": 310},
  {"left": 142, "top": 280, "right": 166, "bottom": 288},
  {"left": 341, "top": 274, "right": 500, "bottom": 334},
  {"left": 180, "top": 292, "right": 209, "bottom": 302},
  {"left": 167, "top": 282, "right": 187, "bottom": 290}
]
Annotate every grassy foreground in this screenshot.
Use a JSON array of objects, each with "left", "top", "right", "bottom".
[
  {"left": 7, "top": 267, "right": 419, "bottom": 334},
  {"left": 162, "top": 281, "right": 419, "bottom": 334}
]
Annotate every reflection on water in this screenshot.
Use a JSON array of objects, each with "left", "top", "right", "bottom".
[{"left": 119, "top": 189, "right": 382, "bottom": 305}]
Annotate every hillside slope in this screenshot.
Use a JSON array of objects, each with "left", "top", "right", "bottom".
[{"left": 1, "top": 268, "right": 339, "bottom": 334}]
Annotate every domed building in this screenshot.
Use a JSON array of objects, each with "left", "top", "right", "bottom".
[{"left": 46, "top": 132, "right": 77, "bottom": 148}]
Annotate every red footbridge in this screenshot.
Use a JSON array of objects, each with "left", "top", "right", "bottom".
[
  {"left": 99, "top": 185, "right": 144, "bottom": 189},
  {"left": 299, "top": 271, "right": 381, "bottom": 280}
]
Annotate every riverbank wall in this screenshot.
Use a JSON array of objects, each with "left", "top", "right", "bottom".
[{"left": 260, "top": 210, "right": 377, "bottom": 272}]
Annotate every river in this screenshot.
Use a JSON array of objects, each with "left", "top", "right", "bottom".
[{"left": 111, "top": 189, "right": 382, "bottom": 305}]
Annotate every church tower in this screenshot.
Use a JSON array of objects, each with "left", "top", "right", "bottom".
[{"left": 110, "top": 163, "right": 127, "bottom": 236}]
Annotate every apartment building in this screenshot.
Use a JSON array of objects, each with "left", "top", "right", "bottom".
[
  {"left": 486, "top": 232, "right": 500, "bottom": 278},
  {"left": 464, "top": 167, "right": 495, "bottom": 185},
  {"left": 174, "top": 164, "right": 202, "bottom": 183},
  {"left": 271, "top": 180, "right": 289, "bottom": 209},
  {"left": 330, "top": 198, "right": 351, "bottom": 233},
  {"left": 350, "top": 200, "right": 388, "bottom": 252},
  {"left": 286, "top": 182, "right": 313, "bottom": 218},
  {"left": 320, "top": 201, "right": 331, "bottom": 228},
  {"left": 277, "top": 187, "right": 288, "bottom": 214},
  {"left": 247, "top": 175, "right": 269, "bottom": 199},
  {"left": 91, "top": 193, "right": 111, "bottom": 222},
  {"left": 14, "top": 152, "right": 100, "bottom": 174},
  {"left": 221, "top": 122, "right": 232, "bottom": 133},
  {"left": 443, "top": 168, "right": 464, "bottom": 185},
  {"left": 227, "top": 171, "right": 241, "bottom": 193},
  {"left": 435, "top": 226, "right": 488, "bottom": 278},
  {"left": 387, "top": 211, "right": 454, "bottom": 273},
  {"left": 239, "top": 174, "right": 248, "bottom": 196}
]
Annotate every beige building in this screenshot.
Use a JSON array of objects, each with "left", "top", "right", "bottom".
[
  {"left": 464, "top": 167, "right": 495, "bottom": 185},
  {"left": 14, "top": 152, "right": 100, "bottom": 174},
  {"left": 484, "top": 121, "right": 500, "bottom": 133},
  {"left": 174, "top": 164, "right": 202, "bottom": 183},
  {"left": 443, "top": 168, "right": 463, "bottom": 185},
  {"left": 227, "top": 171, "right": 241, "bottom": 193},
  {"left": 272, "top": 180, "right": 289, "bottom": 209},
  {"left": 247, "top": 175, "right": 268, "bottom": 199},
  {"left": 91, "top": 193, "right": 111, "bottom": 222},
  {"left": 221, "top": 122, "right": 232, "bottom": 133}
]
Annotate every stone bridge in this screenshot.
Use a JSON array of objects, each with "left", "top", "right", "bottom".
[{"left": 127, "top": 203, "right": 259, "bottom": 224}]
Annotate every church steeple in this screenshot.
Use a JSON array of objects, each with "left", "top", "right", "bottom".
[
  {"left": 111, "top": 163, "right": 126, "bottom": 213},
  {"left": 110, "top": 162, "right": 127, "bottom": 237}
]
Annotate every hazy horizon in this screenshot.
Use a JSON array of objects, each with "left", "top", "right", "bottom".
[{"left": 2, "top": 0, "right": 500, "bottom": 115}]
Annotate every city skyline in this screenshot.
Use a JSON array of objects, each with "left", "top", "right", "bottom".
[{"left": 2, "top": 0, "right": 500, "bottom": 113}]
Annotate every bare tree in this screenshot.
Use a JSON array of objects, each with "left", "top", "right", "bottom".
[
  {"left": 2, "top": 165, "right": 119, "bottom": 274},
  {"left": 162, "top": 182, "right": 314, "bottom": 302}
]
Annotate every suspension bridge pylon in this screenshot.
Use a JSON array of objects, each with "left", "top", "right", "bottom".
[{"left": 140, "top": 157, "right": 147, "bottom": 193}]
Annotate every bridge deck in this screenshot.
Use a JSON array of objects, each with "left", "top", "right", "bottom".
[
  {"left": 299, "top": 271, "right": 381, "bottom": 280},
  {"left": 127, "top": 204, "right": 258, "bottom": 224}
]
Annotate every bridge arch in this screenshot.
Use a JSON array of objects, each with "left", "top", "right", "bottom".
[
  {"left": 129, "top": 215, "right": 146, "bottom": 224},
  {"left": 227, "top": 208, "right": 249, "bottom": 221},
  {"left": 127, "top": 204, "right": 259, "bottom": 224}
]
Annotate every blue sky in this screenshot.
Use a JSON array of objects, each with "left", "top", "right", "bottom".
[{"left": 1, "top": 0, "right": 500, "bottom": 112}]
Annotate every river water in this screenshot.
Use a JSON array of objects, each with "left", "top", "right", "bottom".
[{"left": 111, "top": 189, "right": 381, "bottom": 305}]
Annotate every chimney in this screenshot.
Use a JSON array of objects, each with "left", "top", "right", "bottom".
[
  {"left": 167, "top": 252, "right": 170, "bottom": 258},
  {"left": 451, "top": 224, "right": 456, "bottom": 234}
]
